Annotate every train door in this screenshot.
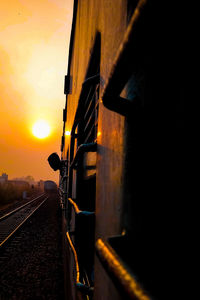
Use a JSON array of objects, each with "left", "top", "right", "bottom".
[{"left": 66, "top": 34, "right": 100, "bottom": 299}]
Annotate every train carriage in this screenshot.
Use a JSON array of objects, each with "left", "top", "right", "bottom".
[
  {"left": 44, "top": 180, "right": 57, "bottom": 193},
  {"left": 49, "top": 1, "right": 187, "bottom": 299}
]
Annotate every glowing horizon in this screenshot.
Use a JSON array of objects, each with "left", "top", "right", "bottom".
[{"left": 0, "top": 0, "right": 73, "bottom": 182}]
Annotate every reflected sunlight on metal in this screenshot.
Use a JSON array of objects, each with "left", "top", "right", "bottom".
[{"left": 65, "top": 130, "right": 71, "bottom": 136}]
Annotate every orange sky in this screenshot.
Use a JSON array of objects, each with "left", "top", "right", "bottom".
[{"left": 0, "top": 0, "right": 73, "bottom": 183}]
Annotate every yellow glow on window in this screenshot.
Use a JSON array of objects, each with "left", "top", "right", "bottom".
[{"left": 65, "top": 130, "right": 71, "bottom": 136}]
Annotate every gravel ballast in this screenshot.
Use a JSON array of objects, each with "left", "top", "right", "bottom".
[{"left": 0, "top": 193, "right": 64, "bottom": 300}]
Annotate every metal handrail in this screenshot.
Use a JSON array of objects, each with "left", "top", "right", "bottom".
[
  {"left": 70, "top": 142, "right": 97, "bottom": 169},
  {"left": 101, "top": 0, "right": 147, "bottom": 116},
  {"left": 96, "top": 238, "right": 150, "bottom": 300},
  {"left": 82, "top": 74, "right": 100, "bottom": 87},
  {"left": 68, "top": 198, "right": 94, "bottom": 216},
  {"left": 66, "top": 231, "right": 94, "bottom": 295},
  {"left": 66, "top": 231, "right": 80, "bottom": 282}
]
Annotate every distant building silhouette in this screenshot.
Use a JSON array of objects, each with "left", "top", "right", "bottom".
[
  {"left": 0, "top": 173, "right": 30, "bottom": 189},
  {"left": 8, "top": 180, "right": 30, "bottom": 188},
  {"left": 0, "top": 173, "right": 8, "bottom": 184},
  {"left": 12, "top": 175, "right": 35, "bottom": 186}
]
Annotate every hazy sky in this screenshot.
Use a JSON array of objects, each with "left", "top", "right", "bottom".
[{"left": 0, "top": 0, "right": 73, "bottom": 182}]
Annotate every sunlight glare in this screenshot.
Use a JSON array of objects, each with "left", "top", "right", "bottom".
[
  {"left": 65, "top": 130, "right": 71, "bottom": 136},
  {"left": 32, "top": 120, "right": 51, "bottom": 139}
]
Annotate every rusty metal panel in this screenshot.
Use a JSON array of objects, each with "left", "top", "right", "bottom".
[{"left": 62, "top": 1, "right": 151, "bottom": 299}]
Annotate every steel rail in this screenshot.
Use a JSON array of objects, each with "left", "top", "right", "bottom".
[
  {"left": 0, "top": 193, "right": 45, "bottom": 221},
  {"left": 0, "top": 196, "right": 48, "bottom": 248}
]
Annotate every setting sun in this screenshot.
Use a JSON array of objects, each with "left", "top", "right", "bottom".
[
  {"left": 0, "top": 0, "right": 73, "bottom": 182},
  {"left": 32, "top": 120, "right": 51, "bottom": 139}
]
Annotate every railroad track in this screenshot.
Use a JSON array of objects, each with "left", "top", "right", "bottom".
[{"left": 0, "top": 194, "right": 48, "bottom": 248}]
